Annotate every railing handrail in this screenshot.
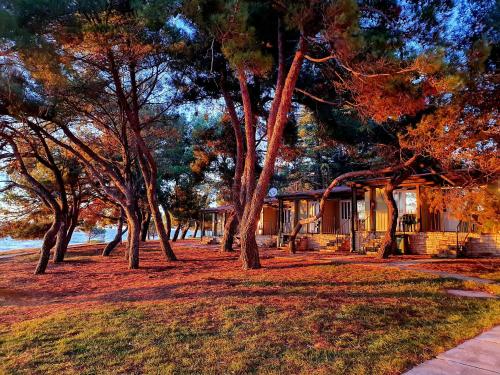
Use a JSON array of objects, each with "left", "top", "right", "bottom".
[{"left": 456, "top": 219, "right": 476, "bottom": 253}]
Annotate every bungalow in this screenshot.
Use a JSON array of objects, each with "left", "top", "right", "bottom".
[
  {"left": 200, "top": 199, "right": 279, "bottom": 246},
  {"left": 200, "top": 174, "right": 499, "bottom": 256},
  {"left": 199, "top": 204, "right": 232, "bottom": 238}
]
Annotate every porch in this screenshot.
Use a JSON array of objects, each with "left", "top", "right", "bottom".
[{"left": 276, "top": 186, "right": 362, "bottom": 252}]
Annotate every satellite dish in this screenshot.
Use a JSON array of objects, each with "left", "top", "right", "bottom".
[{"left": 268, "top": 187, "right": 278, "bottom": 197}]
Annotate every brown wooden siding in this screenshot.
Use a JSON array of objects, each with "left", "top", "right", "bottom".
[
  {"left": 262, "top": 207, "right": 278, "bottom": 235},
  {"left": 321, "top": 200, "right": 338, "bottom": 234}
]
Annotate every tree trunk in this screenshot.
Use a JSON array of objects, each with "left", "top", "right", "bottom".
[
  {"left": 288, "top": 223, "right": 301, "bottom": 254},
  {"left": 192, "top": 221, "right": 199, "bottom": 238},
  {"left": 53, "top": 221, "right": 67, "bottom": 263},
  {"left": 181, "top": 222, "right": 190, "bottom": 239},
  {"left": 378, "top": 182, "right": 399, "bottom": 258},
  {"left": 124, "top": 206, "right": 140, "bottom": 268},
  {"left": 103, "top": 212, "right": 124, "bottom": 256},
  {"left": 239, "top": 220, "right": 261, "bottom": 269},
  {"left": 125, "top": 222, "right": 131, "bottom": 261},
  {"left": 63, "top": 218, "right": 77, "bottom": 251},
  {"left": 35, "top": 217, "right": 61, "bottom": 274},
  {"left": 221, "top": 214, "right": 238, "bottom": 252},
  {"left": 163, "top": 205, "right": 171, "bottom": 240},
  {"left": 140, "top": 211, "right": 151, "bottom": 242},
  {"left": 237, "top": 37, "right": 308, "bottom": 269},
  {"left": 138, "top": 150, "right": 177, "bottom": 260},
  {"left": 172, "top": 224, "right": 181, "bottom": 242}
]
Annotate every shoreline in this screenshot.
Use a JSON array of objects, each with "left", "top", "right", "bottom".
[{"left": 0, "top": 241, "right": 110, "bottom": 259}]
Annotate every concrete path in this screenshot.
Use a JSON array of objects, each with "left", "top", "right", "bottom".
[{"left": 404, "top": 325, "right": 500, "bottom": 374}]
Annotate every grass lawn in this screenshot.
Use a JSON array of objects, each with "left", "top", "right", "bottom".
[{"left": 1, "top": 240, "right": 499, "bottom": 375}]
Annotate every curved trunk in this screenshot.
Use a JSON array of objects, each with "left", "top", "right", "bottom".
[
  {"left": 221, "top": 214, "right": 238, "bottom": 252},
  {"left": 53, "top": 221, "right": 67, "bottom": 263},
  {"left": 181, "top": 222, "right": 190, "bottom": 239},
  {"left": 378, "top": 182, "right": 399, "bottom": 258},
  {"left": 103, "top": 212, "right": 124, "bottom": 256},
  {"left": 35, "top": 216, "right": 61, "bottom": 274},
  {"left": 192, "top": 221, "right": 199, "bottom": 238},
  {"left": 138, "top": 150, "right": 177, "bottom": 260},
  {"left": 172, "top": 224, "right": 181, "bottom": 242},
  {"left": 163, "top": 205, "right": 171, "bottom": 240},
  {"left": 63, "top": 219, "right": 77, "bottom": 251},
  {"left": 288, "top": 223, "right": 302, "bottom": 254},
  {"left": 140, "top": 211, "right": 151, "bottom": 242},
  {"left": 239, "top": 220, "right": 261, "bottom": 269}
]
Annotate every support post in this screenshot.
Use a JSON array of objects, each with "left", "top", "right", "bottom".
[
  {"left": 369, "top": 187, "right": 376, "bottom": 232},
  {"left": 350, "top": 186, "right": 357, "bottom": 252},
  {"left": 212, "top": 212, "right": 216, "bottom": 237},
  {"left": 277, "top": 199, "right": 283, "bottom": 247},
  {"left": 294, "top": 200, "right": 299, "bottom": 233},
  {"left": 201, "top": 213, "right": 205, "bottom": 240},
  {"left": 416, "top": 185, "right": 422, "bottom": 232}
]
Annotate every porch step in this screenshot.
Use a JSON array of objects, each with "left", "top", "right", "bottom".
[
  {"left": 362, "top": 237, "right": 383, "bottom": 253},
  {"left": 321, "top": 238, "right": 350, "bottom": 253}
]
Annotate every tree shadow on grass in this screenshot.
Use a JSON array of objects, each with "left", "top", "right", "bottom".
[{"left": 83, "top": 276, "right": 452, "bottom": 304}]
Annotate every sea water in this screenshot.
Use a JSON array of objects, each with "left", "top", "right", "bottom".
[{"left": 0, "top": 228, "right": 196, "bottom": 252}]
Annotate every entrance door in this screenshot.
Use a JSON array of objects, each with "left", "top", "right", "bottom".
[{"left": 340, "top": 200, "right": 351, "bottom": 234}]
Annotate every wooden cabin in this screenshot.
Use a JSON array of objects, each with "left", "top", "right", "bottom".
[
  {"left": 200, "top": 175, "right": 499, "bottom": 256},
  {"left": 200, "top": 205, "right": 232, "bottom": 238},
  {"left": 200, "top": 199, "right": 279, "bottom": 246}
]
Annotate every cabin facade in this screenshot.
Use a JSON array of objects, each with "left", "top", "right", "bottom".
[{"left": 200, "top": 175, "right": 499, "bottom": 256}]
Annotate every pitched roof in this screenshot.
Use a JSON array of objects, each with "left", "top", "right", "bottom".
[{"left": 277, "top": 186, "right": 352, "bottom": 199}]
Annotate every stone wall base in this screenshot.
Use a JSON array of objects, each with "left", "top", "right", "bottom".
[{"left": 406, "top": 232, "right": 500, "bottom": 256}]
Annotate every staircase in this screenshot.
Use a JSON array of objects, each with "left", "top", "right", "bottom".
[
  {"left": 362, "top": 235, "right": 383, "bottom": 253},
  {"left": 320, "top": 236, "right": 351, "bottom": 253}
]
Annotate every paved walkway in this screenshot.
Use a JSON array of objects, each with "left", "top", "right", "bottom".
[{"left": 404, "top": 325, "right": 500, "bottom": 374}]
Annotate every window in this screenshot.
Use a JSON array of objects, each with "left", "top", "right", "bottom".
[
  {"left": 405, "top": 192, "right": 417, "bottom": 214},
  {"left": 308, "top": 201, "right": 320, "bottom": 233}
]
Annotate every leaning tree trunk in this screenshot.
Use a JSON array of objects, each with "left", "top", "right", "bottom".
[
  {"left": 378, "top": 182, "right": 399, "bottom": 258},
  {"left": 288, "top": 223, "right": 301, "bottom": 254},
  {"left": 239, "top": 220, "right": 261, "bottom": 269},
  {"left": 192, "top": 221, "right": 199, "bottom": 238},
  {"left": 181, "top": 221, "right": 191, "bottom": 239},
  {"left": 221, "top": 214, "right": 238, "bottom": 252},
  {"left": 53, "top": 220, "right": 67, "bottom": 263},
  {"left": 35, "top": 217, "right": 61, "bottom": 275},
  {"left": 103, "top": 211, "right": 124, "bottom": 256},
  {"left": 140, "top": 211, "right": 151, "bottom": 242},
  {"left": 163, "top": 206, "right": 172, "bottom": 240},
  {"left": 63, "top": 216, "right": 78, "bottom": 251},
  {"left": 140, "top": 157, "right": 177, "bottom": 260},
  {"left": 237, "top": 37, "right": 308, "bottom": 269},
  {"left": 172, "top": 224, "right": 181, "bottom": 242}
]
